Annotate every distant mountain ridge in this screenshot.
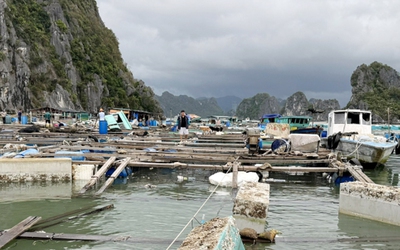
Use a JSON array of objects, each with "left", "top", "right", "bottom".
[
  {"left": 156, "top": 91, "right": 340, "bottom": 121},
  {"left": 155, "top": 91, "right": 225, "bottom": 117},
  {"left": 156, "top": 62, "right": 400, "bottom": 122}
]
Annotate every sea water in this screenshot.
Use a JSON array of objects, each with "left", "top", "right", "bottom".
[{"left": 1, "top": 156, "right": 400, "bottom": 250}]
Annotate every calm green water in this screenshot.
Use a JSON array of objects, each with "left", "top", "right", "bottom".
[{"left": 1, "top": 156, "right": 400, "bottom": 250}]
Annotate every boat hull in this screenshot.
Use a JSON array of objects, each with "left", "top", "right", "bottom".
[{"left": 336, "top": 139, "right": 396, "bottom": 168}]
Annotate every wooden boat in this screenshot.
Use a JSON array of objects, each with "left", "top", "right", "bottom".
[
  {"left": 260, "top": 114, "right": 281, "bottom": 124},
  {"left": 277, "top": 116, "right": 312, "bottom": 130},
  {"left": 326, "top": 109, "right": 397, "bottom": 168}
]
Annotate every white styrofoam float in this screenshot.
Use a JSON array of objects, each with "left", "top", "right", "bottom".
[{"left": 209, "top": 171, "right": 259, "bottom": 187}]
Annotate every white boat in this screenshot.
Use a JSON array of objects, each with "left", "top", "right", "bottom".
[{"left": 326, "top": 109, "right": 397, "bottom": 168}]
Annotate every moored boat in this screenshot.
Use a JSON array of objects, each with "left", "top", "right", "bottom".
[{"left": 325, "top": 109, "right": 397, "bottom": 168}]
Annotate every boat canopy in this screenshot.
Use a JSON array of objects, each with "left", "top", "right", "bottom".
[
  {"left": 261, "top": 114, "right": 281, "bottom": 124},
  {"left": 261, "top": 114, "right": 281, "bottom": 119},
  {"left": 327, "top": 109, "right": 372, "bottom": 136}
]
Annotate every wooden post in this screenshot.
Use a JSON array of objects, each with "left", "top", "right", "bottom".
[
  {"left": 0, "top": 216, "right": 41, "bottom": 248},
  {"left": 232, "top": 162, "right": 238, "bottom": 189}
]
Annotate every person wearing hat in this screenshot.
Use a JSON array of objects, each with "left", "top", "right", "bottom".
[
  {"left": 177, "top": 110, "right": 189, "bottom": 142},
  {"left": 98, "top": 108, "right": 105, "bottom": 121}
]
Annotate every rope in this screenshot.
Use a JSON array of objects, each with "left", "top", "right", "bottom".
[
  {"left": 342, "top": 139, "right": 363, "bottom": 159},
  {"left": 166, "top": 158, "right": 238, "bottom": 250}
]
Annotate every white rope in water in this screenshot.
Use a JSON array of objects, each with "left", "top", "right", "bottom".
[{"left": 166, "top": 160, "right": 237, "bottom": 250}]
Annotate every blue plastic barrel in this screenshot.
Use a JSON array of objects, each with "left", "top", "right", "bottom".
[
  {"left": 271, "top": 139, "right": 289, "bottom": 153},
  {"left": 99, "top": 120, "right": 108, "bottom": 134},
  {"left": 21, "top": 116, "right": 27, "bottom": 124},
  {"left": 321, "top": 131, "right": 327, "bottom": 138}
]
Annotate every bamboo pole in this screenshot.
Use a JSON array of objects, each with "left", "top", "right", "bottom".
[{"left": 232, "top": 162, "right": 238, "bottom": 189}]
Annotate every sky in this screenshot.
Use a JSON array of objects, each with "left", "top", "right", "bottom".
[{"left": 96, "top": 0, "right": 400, "bottom": 107}]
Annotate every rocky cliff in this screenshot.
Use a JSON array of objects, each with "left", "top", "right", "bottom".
[
  {"left": 309, "top": 98, "right": 341, "bottom": 121},
  {"left": 347, "top": 61, "right": 400, "bottom": 122},
  {"left": 0, "top": 0, "right": 162, "bottom": 114},
  {"left": 235, "top": 93, "right": 281, "bottom": 120},
  {"left": 235, "top": 91, "right": 340, "bottom": 121}
]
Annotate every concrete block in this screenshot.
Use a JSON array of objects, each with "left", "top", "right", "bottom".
[
  {"left": 233, "top": 182, "right": 270, "bottom": 233},
  {"left": 179, "top": 216, "right": 244, "bottom": 250},
  {"left": 0, "top": 158, "right": 72, "bottom": 182},
  {"left": 72, "top": 164, "right": 95, "bottom": 180},
  {"left": 339, "top": 181, "right": 400, "bottom": 226}
]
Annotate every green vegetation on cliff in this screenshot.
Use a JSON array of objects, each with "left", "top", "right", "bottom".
[
  {"left": 348, "top": 61, "right": 400, "bottom": 121},
  {"left": 236, "top": 93, "right": 270, "bottom": 119},
  {"left": 6, "top": 0, "right": 66, "bottom": 105},
  {"left": 5, "top": 0, "right": 161, "bottom": 113}
]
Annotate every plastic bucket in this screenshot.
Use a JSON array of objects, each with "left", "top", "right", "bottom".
[
  {"left": 21, "top": 116, "right": 27, "bottom": 124},
  {"left": 99, "top": 120, "right": 108, "bottom": 134}
]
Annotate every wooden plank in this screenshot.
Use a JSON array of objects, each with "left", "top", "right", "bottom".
[
  {"left": 127, "top": 161, "right": 338, "bottom": 172},
  {"left": 0, "top": 216, "right": 41, "bottom": 248},
  {"left": 95, "top": 158, "right": 131, "bottom": 196},
  {"left": 347, "top": 165, "right": 374, "bottom": 183},
  {"left": 17, "top": 231, "right": 181, "bottom": 244},
  {"left": 79, "top": 156, "right": 117, "bottom": 194},
  {"left": 31, "top": 204, "right": 114, "bottom": 231}
]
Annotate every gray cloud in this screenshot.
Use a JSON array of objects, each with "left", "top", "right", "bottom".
[{"left": 96, "top": 0, "right": 400, "bottom": 106}]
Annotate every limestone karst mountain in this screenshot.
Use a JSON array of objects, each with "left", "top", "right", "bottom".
[{"left": 0, "top": 0, "right": 162, "bottom": 114}]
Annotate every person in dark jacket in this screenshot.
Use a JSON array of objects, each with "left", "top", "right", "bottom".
[
  {"left": 177, "top": 110, "right": 189, "bottom": 142},
  {"left": 18, "top": 109, "right": 22, "bottom": 124}
]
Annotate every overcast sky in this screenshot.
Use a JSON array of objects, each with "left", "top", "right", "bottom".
[{"left": 96, "top": 0, "right": 400, "bottom": 107}]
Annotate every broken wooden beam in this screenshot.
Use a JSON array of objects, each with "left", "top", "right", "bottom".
[
  {"left": 16, "top": 231, "right": 181, "bottom": 244},
  {"left": 0, "top": 216, "right": 41, "bottom": 249},
  {"left": 79, "top": 156, "right": 117, "bottom": 194},
  {"left": 95, "top": 158, "right": 131, "bottom": 196},
  {"left": 30, "top": 205, "right": 114, "bottom": 231}
]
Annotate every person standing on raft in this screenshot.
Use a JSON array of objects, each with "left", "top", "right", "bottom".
[{"left": 177, "top": 110, "right": 189, "bottom": 143}]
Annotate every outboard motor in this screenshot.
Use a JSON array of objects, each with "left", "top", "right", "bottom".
[{"left": 245, "top": 128, "right": 261, "bottom": 154}]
